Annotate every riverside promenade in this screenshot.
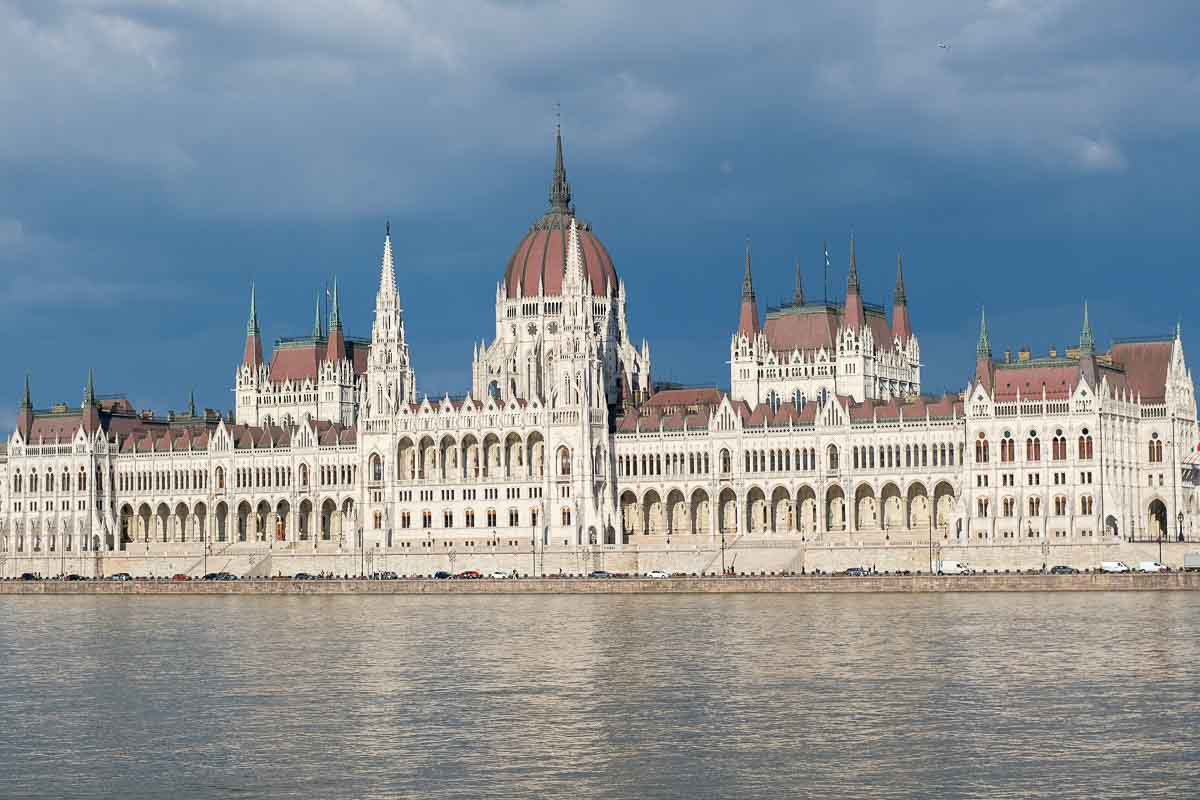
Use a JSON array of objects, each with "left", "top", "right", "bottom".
[{"left": 2, "top": 573, "right": 1199, "bottom": 595}]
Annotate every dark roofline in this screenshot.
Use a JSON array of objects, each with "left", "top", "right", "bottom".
[{"left": 1112, "top": 335, "right": 1174, "bottom": 345}]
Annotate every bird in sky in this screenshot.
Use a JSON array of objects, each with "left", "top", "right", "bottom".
[{"left": 937, "top": 42, "right": 950, "bottom": 49}]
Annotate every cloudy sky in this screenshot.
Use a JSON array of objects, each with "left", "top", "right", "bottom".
[{"left": 2, "top": 0, "right": 1198, "bottom": 426}]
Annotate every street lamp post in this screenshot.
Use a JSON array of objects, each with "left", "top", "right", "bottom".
[
  {"left": 720, "top": 527, "right": 727, "bottom": 576},
  {"left": 1178, "top": 511, "right": 1184, "bottom": 545}
]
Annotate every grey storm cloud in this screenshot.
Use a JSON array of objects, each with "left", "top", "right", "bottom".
[{"left": 2, "top": 0, "right": 1196, "bottom": 219}]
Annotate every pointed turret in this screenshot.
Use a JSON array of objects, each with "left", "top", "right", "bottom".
[
  {"left": 81, "top": 368, "right": 100, "bottom": 433},
  {"left": 325, "top": 277, "right": 346, "bottom": 362},
  {"left": 313, "top": 290, "right": 322, "bottom": 338},
  {"left": 975, "top": 307, "right": 993, "bottom": 390},
  {"left": 379, "top": 221, "right": 397, "bottom": 298},
  {"left": 736, "top": 239, "right": 760, "bottom": 338},
  {"left": 83, "top": 368, "right": 95, "bottom": 408},
  {"left": 892, "top": 253, "right": 912, "bottom": 341},
  {"left": 17, "top": 374, "right": 33, "bottom": 439},
  {"left": 1079, "top": 301, "right": 1095, "bottom": 355},
  {"left": 548, "top": 124, "right": 572, "bottom": 215},
  {"left": 242, "top": 285, "right": 264, "bottom": 368},
  {"left": 793, "top": 260, "right": 804, "bottom": 306},
  {"left": 842, "top": 234, "right": 865, "bottom": 333},
  {"left": 1078, "top": 301, "right": 1097, "bottom": 386},
  {"left": 188, "top": 389, "right": 197, "bottom": 418}
]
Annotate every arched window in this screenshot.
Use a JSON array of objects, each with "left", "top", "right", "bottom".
[
  {"left": 1001, "top": 432, "right": 1014, "bottom": 463},
  {"left": 1054, "top": 496, "right": 1067, "bottom": 516},
  {"left": 1052, "top": 430, "right": 1067, "bottom": 461},
  {"left": 1080, "top": 495, "right": 1093, "bottom": 515},
  {"left": 1149, "top": 434, "right": 1163, "bottom": 463},
  {"left": 1078, "top": 429, "right": 1093, "bottom": 460},
  {"left": 720, "top": 449, "right": 731, "bottom": 474},
  {"left": 1026, "top": 432, "right": 1041, "bottom": 462},
  {"left": 370, "top": 454, "right": 383, "bottom": 482},
  {"left": 827, "top": 444, "right": 839, "bottom": 471},
  {"left": 975, "top": 434, "right": 989, "bottom": 463},
  {"left": 558, "top": 447, "right": 572, "bottom": 476},
  {"left": 1028, "top": 497, "right": 1041, "bottom": 517},
  {"left": 215, "top": 467, "right": 225, "bottom": 490},
  {"left": 1002, "top": 497, "right": 1015, "bottom": 517}
]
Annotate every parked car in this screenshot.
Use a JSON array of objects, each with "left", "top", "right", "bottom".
[
  {"left": 488, "top": 571, "right": 510, "bottom": 579},
  {"left": 433, "top": 571, "right": 452, "bottom": 580},
  {"left": 1184, "top": 552, "right": 1200, "bottom": 572},
  {"left": 1100, "top": 561, "right": 1131, "bottom": 573},
  {"left": 1135, "top": 561, "right": 1168, "bottom": 573},
  {"left": 936, "top": 560, "right": 972, "bottom": 576},
  {"left": 1049, "top": 565, "right": 1079, "bottom": 575},
  {"left": 63, "top": 574, "right": 84, "bottom": 581},
  {"left": 19, "top": 572, "right": 37, "bottom": 581},
  {"left": 645, "top": 569, "right": 670, "bottom": 579},
  {"left": 456, "top": 570, "right": 482, "bottom": 580},
  {"left": 843, "top": 566, "right": 867, "bottom": 577},
  {"left": 171, "top": 573, "right": 190, "bottom": 582},
  {"left": 110, "top": 572, "right": 133, "bottom": 582},
  {"left": 376, "top": 571, "right": 399, "bottom": 580},
  {"left": 292, "top": 572, "right": 314, "bottom": 580},
  {"left": 588, "top": 570, "right": 612, "bottom": 579}
]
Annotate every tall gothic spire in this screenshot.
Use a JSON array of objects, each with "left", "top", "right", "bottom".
[
  {"left": 977, "top": 307, "right": 991, "bottom": 358},
  {"left": 548, "top": 124, "right": 572, "bottom": 214},
  {"left": 847, "top": 234, "right": 860, "bottom": 291},
  {"left": 975, "top": 307, "right": 994, "bottom": 390},
  {"left": 329, "top": 277, "right": 342, "bottom": 331},
  {"left": 737, "top": 238, "right": 760, "bottom": 337},
  {"left": 892, "top": 253, "right": 912, "bottom": 341},
  {"left": 325, "top": 276, "right": 346, "bottom": 363},
  {"left": 247, "top": 284, "right": 260, "bottom": 337},
  {"left": 1079, "top": 301, "right": 1095, "bottom": 355},
  {"left": 17, "top": 374, "right": 33, "bottom": 439},
  {"left": 379, "top": 221, "right": 397, "bottom": 297},
  {"left": 188, "top": 389, "right": 196, "bottom": 418},
  {"left": 843, "top": 234, "right": 865, "bottom": 333},
  {"left": 243, "top": 284, "right": 263, "bottom": 368},
  {"left": 81, "top": 368, "right": 100, "bottom": 433},
  {"left": 313, "top": 290, "right": 322, "bottom": 338},
  {"left": 793, "top": 259, "right": 804, "bottom": 306}
]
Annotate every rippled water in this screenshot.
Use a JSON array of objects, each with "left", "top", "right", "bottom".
[{"left": 1, "top": 593, "right": 1198, "bottom": 799}]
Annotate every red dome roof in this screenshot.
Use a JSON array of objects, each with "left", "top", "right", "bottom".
[
  {"left": 504, "top": 213, "right": 618, "bottom": 298},
  {"left": 502, "top": 126, "right": 618, "bottom": 298}
]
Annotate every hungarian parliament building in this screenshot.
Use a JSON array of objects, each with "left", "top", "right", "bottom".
[{"left": 2, "top": 131, "right": 1197, "bottom": 576}]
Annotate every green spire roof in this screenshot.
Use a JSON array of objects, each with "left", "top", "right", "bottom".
[
  {"left": 83, "top": 368, "right": 95, "bottom": 408},
  {"left": 328, "top": 277, "right": 342, "bottom": 330},
  {"left": 313, "top": 290, "right": 322, "bottom": 337},
  {"left": 1079, "top": 301, "right": 1095, "bottom": 355},
  {"left": 976, "top": 307, "right": 991, "bottom": 358},
  {"left": 247, "top": 284, "right": 261, "bottom": 338}
]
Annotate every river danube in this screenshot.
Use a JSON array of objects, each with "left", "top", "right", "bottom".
[{"left": 1, "top": 593, "right": 1197, "bottom": 799}]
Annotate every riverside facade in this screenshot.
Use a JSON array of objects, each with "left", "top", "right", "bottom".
[{"left": 2, "top": 130, "right": 1198, "bottom": 578}]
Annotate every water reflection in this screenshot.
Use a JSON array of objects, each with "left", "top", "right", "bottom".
[{"left": 0, "top": 594, "right": 1197, "bottom": 799}]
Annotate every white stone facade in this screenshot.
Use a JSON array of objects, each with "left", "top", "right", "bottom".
[{"left": 2, "top": 138, "right": 1198, "bottom": 578}]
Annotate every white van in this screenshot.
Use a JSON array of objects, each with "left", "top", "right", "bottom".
[
  {"left": 1100, "top": 561, "right": 1131, "bottom": 573},
  {"left": 1135, "top": 561, "right": 1168, "bottom": 573},
  {"left": 936, "top": 560, "right": 972, "bottom": 575}
]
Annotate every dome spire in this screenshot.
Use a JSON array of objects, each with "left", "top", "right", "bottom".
[
  {"left": 793, "top": 259, "right": 804, "bottom": 306},
  {"left": 737, "top": 238, "right": 759, "bottom": 337},
  {"left": 548, "top": 121, "right": 572, "bottom": 214},
  {"left": 20, "top": 373, "right": 31, "bottom": 410}
]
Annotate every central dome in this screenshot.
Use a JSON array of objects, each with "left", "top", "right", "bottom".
[{"left": 502, "top": 128, "right": 618, "bottom": 298}]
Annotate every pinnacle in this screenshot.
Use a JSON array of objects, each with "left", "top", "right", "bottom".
[{"left": 548, "top": 123, "right": 572, "bottom": 214}]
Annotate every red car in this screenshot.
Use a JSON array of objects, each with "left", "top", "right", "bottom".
[
  {"left": 170, "top": 573, "right": 191, "bottom": 582},
  {"left": 456, "top": 570, "right": 482, "bottom": 580}
]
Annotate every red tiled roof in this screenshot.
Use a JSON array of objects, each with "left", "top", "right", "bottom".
[
  {"left": 504, "top": 215, "right": 617, "bottom": 298},
  {"left": 1109, "top": 341, "right": 1171, "bottom": 400},
  {"left": 645, "top": 388, "right": 724, "bottom": 408}
]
